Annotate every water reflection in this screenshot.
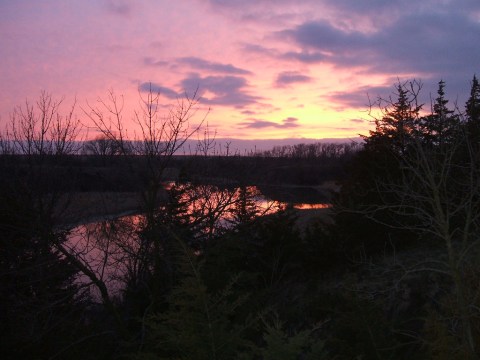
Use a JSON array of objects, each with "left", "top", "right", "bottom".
[
  {"left": 293, "top": 203, "right": 332, "bottom": 210},
  {"left": 67, "top": 216, "right": 141, "bottom": 299},
  {"left": 66, "top": 184, "right": 328, "bottom": 300}
]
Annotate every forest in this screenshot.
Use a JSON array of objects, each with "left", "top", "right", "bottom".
[{"left": 1, "top": 76, "right": 480, "bottom": 359}]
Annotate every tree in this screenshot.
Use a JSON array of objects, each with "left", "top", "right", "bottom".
[
  {"left": 67, "top": 86, "right": 210, "bottom": 324},
  {"left": 337, "top": 79, "right": 480, "bottom": 358},
  {"left": 420, "top": 80, "right": 459, "bottom": 147},
  {"left": 365, "top": 80, "right": 423, "bottom": 155},
  {"left": 466, "top": 75, "right": 480, "bottom": 145},
  {"left": 373, "top": 131, "right": 480, "bottom": 358},
  {"left": 136, "top": 237, "right": 256, "bottom": 360},
  {"left": 82, "top": 135, "right": 124, "bottom": 157},
  {"left": 0, "top": 92, "right": 87, "bottom": 359},
  {"left": 3, "top": 91, "right": 81, "bottom": 156},
  {"left": 335, "top": 81, "right": 425, "bottom": 256}
]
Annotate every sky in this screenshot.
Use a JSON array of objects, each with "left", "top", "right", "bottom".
[{"left": 1, "top": 0, "right": 480, "bottom": 142}]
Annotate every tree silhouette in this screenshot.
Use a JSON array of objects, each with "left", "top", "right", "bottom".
[
  {"left": 466, "top": 75, "right": 480, "bottom": 146},
  {"left": 0, "top": 92, "right": 86, "bottom": 359}
]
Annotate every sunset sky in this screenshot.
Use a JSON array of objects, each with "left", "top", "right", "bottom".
[{"left": 1, "top": 0, "right": 480, "bottom": 141}]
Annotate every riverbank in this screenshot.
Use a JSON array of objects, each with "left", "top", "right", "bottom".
[{"left": 55, "top": 192, "right": 144, "bottom": 228}]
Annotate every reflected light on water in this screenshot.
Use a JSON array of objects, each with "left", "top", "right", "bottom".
[
  {"left": 293, "top": 203, "right": 332, "bottom": 210},
  {"left": 67, "top": 184, "right": 329, "bottom": 301}
]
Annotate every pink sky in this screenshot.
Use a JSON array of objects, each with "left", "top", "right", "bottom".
[{"left": 1, "top": 0, "right": 479, "bottom": 141}]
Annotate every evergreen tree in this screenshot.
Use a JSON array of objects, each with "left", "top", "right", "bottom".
[
  {"left": 135, "top": 238, "right": 256, "bottom": 360},
  {"left": 466, "top": 75, "right": 480, "bottom": 145},
  {"left": 335, "top": 81, "right": 425, "bottom": 256},
  {"left": 365, "top": 81, "right": 423, "bottom": 155},
  {"left": 230, "top": 185, "right": 262, "bottom": 228},
  {"left": 420, "top": 80, "right": 459, "bottom": 147},
  {"left": 0, "top": 180, "right": 86, "bottom": 359}
]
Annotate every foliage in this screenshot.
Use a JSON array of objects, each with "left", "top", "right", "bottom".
[
  {"left": 256, "top": 314, "right": 327, "bottom": 360},
  {"left": 135, "top": 237, "right": 257, "bottom": 360},
  {"left": 335, "top": 76, "right": 480, "bottom": 358},
  {"left": 0, "top": 167, "right": 84, "bottom": 359}
]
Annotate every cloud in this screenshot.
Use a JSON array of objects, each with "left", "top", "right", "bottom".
[
  {"left": 287, "top": 21, "right": 368, "bottom": 53},
  {"left": 326, "top": 85, "right": 392, "bottom": 109},
  {"left": 326, "top": 0, "right": 405, "bottom": 16},
  {"left": 282, "top": 10, "right": 480, "bottom": 79},
  {"left": 105, "top": 0, "right": 132, "bottom": 16},
  {"left": 239, "top": 116, "right": 300, "bottom": 129},
  {"left": 242, "top": 43, "right": 277, "bottom": 56},
  {"left": 281, "top": 51, "right": 325, "bottom": 63},
  {"left": 208, "top": 0, "right": 480, "bottom": 80},
  {"left": 177, "top": 57, "right": 251, "bottom": 75},
  {"left": 275, "top": 71, "right": 312, "bottom": 87},
  {"left": 181, "top": 74, "right": 261, "bottom": 107},
  {"left": 143, "top": 57, "right": 168, "bottom": 67},
  {"left": 138, "top": 82, "right": 179, "bottom": 99},
  {"left": 242, "top": 43, "right": 325, "bottom": 64}
]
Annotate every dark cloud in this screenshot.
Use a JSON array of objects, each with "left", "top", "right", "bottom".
[
  {"left": 330, "top": 0, "right": 479, "bottom": 17},
  {"left": 283, "top": 10, "right": 480, "bottom": 80},
  {"left": 178, "top": 57, "right": 251, "bottom": 75},
  {"left": 242, "top": 43, "right": 276, "bottom": 56},
  {"left": 326, "top": 85, "right": 393, "bottom": 109},
  {"left": 374, "top": 13, "right": 480, "bottom": 76},
  {"left": 283, "top": 117, "right": 298, "bottom": 123},
  {"left": 239, "top": 116, "right": 300, "bottom": 129},
  {"left": 243, "top": 42, "right": 326, "bottom": 64},
  {"left": 275, "top": 71, "right": 312, "bottom": 87},
  {"left": 143, "top": 57, "right": 168, "bottom": 67},
  {"left": 327, "top": 0, "right": 404, "bottom": 15},
  {"left": 138, "top": 82, "right": 179, "bottom": 99},
  {"left": 281, "top": 51, "right": 325, "bottom": 63},
  {"left": 181, "top": 74, "right": 261, "bottom": 107},
  {"left": 105, "top": 0, "right": 132, "bottom": 16},
  {"left": 288, "top": 21, "right": 368, "bottom": 53}
]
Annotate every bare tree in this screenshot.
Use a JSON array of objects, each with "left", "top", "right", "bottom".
[
  {"left": 82, "top": 135, "right": 124, "bottom": 157},
  {"left": 4, "top": 91, "right": 81, "bottom": 156},
  {"left": 71, "top": 86, "right": 210, "bottom": 315}
]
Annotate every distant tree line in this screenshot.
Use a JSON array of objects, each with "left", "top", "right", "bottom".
[{"left": 256, "top": 141, "right": 361, "bottom": 160}]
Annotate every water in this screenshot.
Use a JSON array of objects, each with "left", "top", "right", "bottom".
[{"left": 66, "top": 184, "right": 329, "bottom": 300}]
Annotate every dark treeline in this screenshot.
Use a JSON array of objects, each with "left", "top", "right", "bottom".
[
  {"left": 1, "top": 76, "right": 480, "bottom": 359},
  {"left": 256, "top": 141, "right": 361, "bottom": 159},
  {"left": 0, "top": 140, "right": 357, "bottom": 194}
]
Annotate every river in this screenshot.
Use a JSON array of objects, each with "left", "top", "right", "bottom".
[{"left": 65, "top": 183, "right": 330, "bottom": 300}]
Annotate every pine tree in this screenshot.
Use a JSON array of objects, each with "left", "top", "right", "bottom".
[
  {"left": 466, "top": 75, "right": 480, "bottom": 145},
  {"left": 420, "top": 80, "right": 458, "bottom": 147},
  {"left": 365, "top": 80, "right": 423, "bottom": 155},
  {"left": 135, "top": 237, "right": 256, "bottom": 360},
  {"left": 0, "top": 184, "right": 85, "bottom": 359},
  {"left": 231, "top": 185, "right": 261, "bottom": 228}
]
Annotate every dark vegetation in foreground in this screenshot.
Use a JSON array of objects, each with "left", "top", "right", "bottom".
[{"left": 1, "top": 76, "right": 480, "bottom": 359}]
